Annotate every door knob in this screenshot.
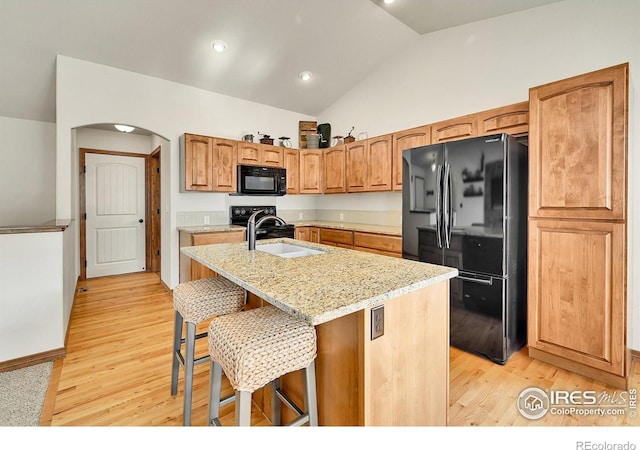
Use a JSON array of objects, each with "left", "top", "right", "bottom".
[{"left": 139, "top": 219, "right": 144, "bottom": 223}]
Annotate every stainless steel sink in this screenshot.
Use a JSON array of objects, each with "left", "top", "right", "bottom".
[{"left": 256, "top": 242, "right": 325, "bottom": 258}]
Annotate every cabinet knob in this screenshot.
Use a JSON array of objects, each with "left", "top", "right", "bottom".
[{"left": 139, "top": 219, "right": 144, "bottom": 223}]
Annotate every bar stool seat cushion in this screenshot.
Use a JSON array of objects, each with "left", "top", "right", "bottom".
[
  {"left": 173, "top": 277, "right": 245, "bottom": 324},
  {"left": 208, "top": 306, "right": 316, "bottom": 393}
]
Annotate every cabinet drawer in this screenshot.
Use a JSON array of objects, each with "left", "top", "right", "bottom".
[
  {"left": 353, "top": 232, "right": 401, "bottom": 254},
  {"left": 319, "top": 228, "right": 353, "bottom": 246},
  {"left": 192, "top": 230, "right": 245, "bottom": 245}
]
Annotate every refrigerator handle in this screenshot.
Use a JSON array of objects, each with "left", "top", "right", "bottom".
[
  {"left": 442, "top": 164, "right": 452, "bottom": 249},
  {"left": 435, "top": 164, "right": 443, "bottom": 248}
]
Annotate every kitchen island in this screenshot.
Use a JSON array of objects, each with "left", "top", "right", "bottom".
[{"left": 181, "top": 238, "right": 457, "bottom": 426}]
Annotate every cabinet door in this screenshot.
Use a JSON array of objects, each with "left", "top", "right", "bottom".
[
  {"left": 323, "top": 145, "right": 346, "bottom": 194},
  {"left": 431, "top": 113, "right": 477, "bottom": 144},
  {"left": 184, "top": 134, "right": 213, "bottom": 191},
  {"left": 529, "top": 63, "right": 627, "bottom": 220},
  {"left": 477, "top": 101, "right": 529, "bottom": 137},
  {"left": 366, "top": 135, "right": 392, "bottom": 192},
  {"left": 319, "top": 228, "right": 353, "bottom": 247},
  {"left": 346, "top": 141, "right": 367, "bottom": 192},
  {"left": 299, "top": 149, "right": 323, "bottom": 194},
  {"left": 211, "top": 138, "right": 237, "bottom": 192},
  {"left": 284, "top": 149, "right": 300, "bottom": 194},
  {"left": 392, "top": 126, "right": 430, "bottom": 191},
  {"left": 528, "top": 219, "right": 626, "bottom": 376},
  {"left": 237, "top": 142, "right": 261, "bottom": 165},
  {"left": 295, "top": 227, "right": 310, "bottom": 241},
  {"left": 261, "top": 145, "right": 284, "bottom": 167}
]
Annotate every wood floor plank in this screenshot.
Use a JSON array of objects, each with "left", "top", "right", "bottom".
[{"left": 42, "top": 272, "right": 639, "bottom": 427}]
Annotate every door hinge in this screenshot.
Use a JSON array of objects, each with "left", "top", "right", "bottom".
[
  {"left": 157, "top": 250, "right": 160, "bottom": 256},
  {"left": 83, "top": 213, "right": 87, "bottom": 220},
  {"left": 156, "top": 167, "right": 160, "bottom": 173},
  {"left": 157, "top": 208, "right": 160, "bottom": 215},
  {"left": 84, "top": 260, "right": 87, "bottom": 267}
]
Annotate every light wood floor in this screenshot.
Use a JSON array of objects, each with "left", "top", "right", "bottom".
[{"left": 41, "top": 272, "right": 639, "bottom": 426}]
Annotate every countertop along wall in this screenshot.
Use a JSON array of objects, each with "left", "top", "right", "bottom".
[{"left": 317, "top": 0, "right": 640, "bottom": 350}]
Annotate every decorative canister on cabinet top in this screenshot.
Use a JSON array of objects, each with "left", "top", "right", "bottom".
[{"left": 306, "top": 134, "right": 321, "bottom": 149}]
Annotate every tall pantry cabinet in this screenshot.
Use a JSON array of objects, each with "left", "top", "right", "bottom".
[{"left": 527, "top": 63, "right": 629, "bottom": 389}]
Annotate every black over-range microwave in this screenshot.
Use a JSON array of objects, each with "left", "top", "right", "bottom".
[{"left": 237, "top": 164, "right": 287, "bottom": 196}]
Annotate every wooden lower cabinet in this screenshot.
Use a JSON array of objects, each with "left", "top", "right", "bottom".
[
  {"left": 178, "top": 230, "right": 245, "bottom": 282},
  {"left": 353, "top": 231, "right": 401, "bottom": 258},
  {"left": 319, "top": 228, "right": 353, "bottom": 248},
  {"left": 527, "top": 219, "right": 627, "bottom": 387},
  {"left": 295, "top": 226, "right": 319, "bottom": 243},
  {"left": 254, "top": 280, "right": 450, "bottom": 425}
]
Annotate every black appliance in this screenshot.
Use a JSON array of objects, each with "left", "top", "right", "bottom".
[
  {"left": 230, "top": 205, "right": 294, "bottom": 240},
  {"left": 402, "top": 133, "right": 528, "bottom": 364},
  {"left": 237, "top": 165, "right": 286, "bottom": 196}
]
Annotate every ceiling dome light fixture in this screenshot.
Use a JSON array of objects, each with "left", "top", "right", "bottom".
[
  {"left": 210, "top": 40, "right": 227, "bottom": 53},
  {"left": 383, "top": 0, "right": 395, "bottom": 4},
  {"left": 114, "top": 124, "right": 135, "bottom": 133},
  {"left": 299, "top": 71, "right": 313, "bottom": 81}
]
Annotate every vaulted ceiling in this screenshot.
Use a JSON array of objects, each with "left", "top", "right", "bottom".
[{"left": 0, "top": 0, "right": 564, "bottom": 123}]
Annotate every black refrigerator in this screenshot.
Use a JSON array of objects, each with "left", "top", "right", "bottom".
[{"left": 402, "top": 133, "right": 528, "bottom": 364}]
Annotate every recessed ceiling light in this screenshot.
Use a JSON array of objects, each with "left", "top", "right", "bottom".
[
  {"left": 114, "top": 124, "right": 135, "bottom": 133},
  {"left": 383, "top": 0, "right": 395, "bottom": 4},
  {"left": 210, "top": 40, "right": 227, "bottom": 52},
  {"left": 299, "top": 71, "right": 312, "bottom": 81}
]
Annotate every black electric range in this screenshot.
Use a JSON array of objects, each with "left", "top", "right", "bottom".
[{"left": 230, "top": 205, "right": 295, "bottom": 240}]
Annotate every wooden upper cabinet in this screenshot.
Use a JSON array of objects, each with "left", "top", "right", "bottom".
[
  {"left": 183, "top": 133, "right": 213, "bottom": 191},
  {"left": 211, "top": 138, "right": 237, "bottom": 192},
  {"left": 346, "top": 141, "right": 367, "bottom": 192},
  {"left": 367, "top": 134, "right": 392, "bottom": 191},
  {"left": 478, "top": 101, "right": 529, "bottom": 137},
  {"left": 237, "top": 141, "right": 261, "bottom": 165},
  {"left": 261, "top": 145, "right": 284, "bottom": 167},
  {"left": 529, "top": 63, "right": 628, "bottom": 220},
  {"left": 323, "top": 145, "right": 346, "bottom": 194},
  {"left": 283, "top": 149, "right": 300, "bottom": 194},
  {"left": 392, "top": 126, "right": 430, "bottom": 191},
  {"left": 431, "top": 113, "right": 477, "bottom": 143},
  {"left": 299, "top": 149, "right": 323, "bottom": 194},
  {"left": 237, "top": 142, "right": 283, "bottom": 167}
]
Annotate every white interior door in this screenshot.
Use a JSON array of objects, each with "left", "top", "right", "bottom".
[{"left": 85, "top": 153, "right": 146, "bottom": 278}]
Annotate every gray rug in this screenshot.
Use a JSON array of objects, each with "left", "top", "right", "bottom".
[{"left": 0, "top": 362, "right": 53, "bottom": 426}]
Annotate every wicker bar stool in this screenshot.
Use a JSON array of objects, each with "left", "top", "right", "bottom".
[
  {"left": 207, "top": 305, "right": 318, "bottom": 427},
  {"left": 171, "top": 277, "right": 245, "bottom": 426}
]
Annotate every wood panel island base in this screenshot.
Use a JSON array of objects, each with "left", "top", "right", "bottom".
[{"left": 181, "top": 238, "right": 457, "bottom": 426}]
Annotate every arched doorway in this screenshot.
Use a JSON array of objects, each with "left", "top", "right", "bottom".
[{"left": 76, "top": 123, "right": 164, "bottom": 280}]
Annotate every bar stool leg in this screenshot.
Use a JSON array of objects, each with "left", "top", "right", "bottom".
[
  {"left": 208, "top": 361, "right": 223, "bottom": 426},
  {"left": 183, "top": 321, "right": 196, "bottom": 426},
  {"left": 304, "top": 361, "right": 318, "bottom": 426},
  {"left": 271, "top": 378, "right": 282, "bottom": 426},
  {"left": 235, "top": 391, "right": 252, "bottom": 426},
  {"left": 170, "top": 311, "right": 183, "bottom": 396}
]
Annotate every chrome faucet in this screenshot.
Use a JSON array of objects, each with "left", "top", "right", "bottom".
[{"left": 247, "top": 210, "right": 287, "bottom": 250}]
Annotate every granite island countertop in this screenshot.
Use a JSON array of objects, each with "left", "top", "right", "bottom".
[{"left": 181, "top": 238, "right": 457, "bottom": 325}]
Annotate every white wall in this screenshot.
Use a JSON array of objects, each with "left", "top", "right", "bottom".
[
  {"left": 56, "top": 56, "right": 317, "bottom": 289},
  {"left": 76, "top": 127, "right": 153, "bottom": 154},
  {"left": 318, "top": 0, "right": 640, "bottom": 350},
  {"left": 0, "top": 230, "right": 65, "bottom": 362},
  {"left": 0, "top": 116, "right": 56, "bottom": 225}
]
